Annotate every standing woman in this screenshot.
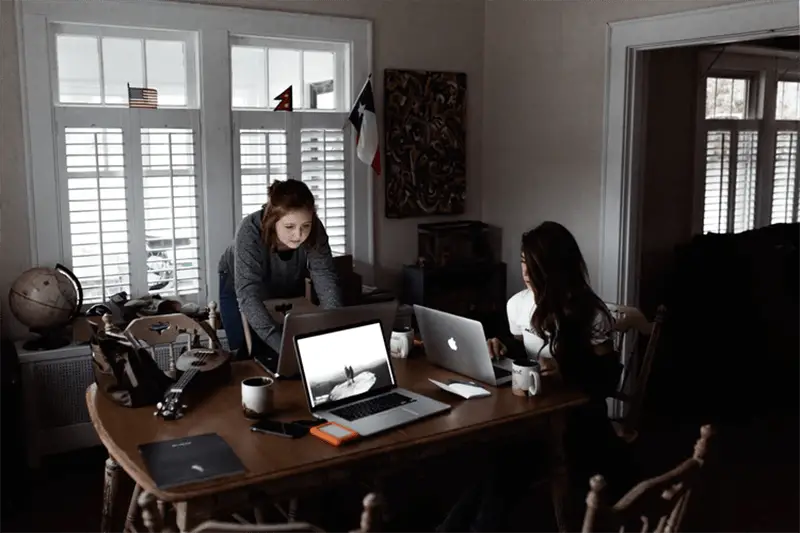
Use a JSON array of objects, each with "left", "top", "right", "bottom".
[{"left": 218, "top": 179, "right": 343, "bottom": 360}]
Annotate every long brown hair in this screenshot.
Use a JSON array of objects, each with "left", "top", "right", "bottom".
[
  {"left": 521, "top": 221, "right": 611, "bottom": 361},
  {"left": 260, "top": 179, "right": 319, "bottom": 249}
]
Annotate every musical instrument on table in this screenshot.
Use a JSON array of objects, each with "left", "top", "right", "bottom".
[{"left": 155, "top": 347, "right": 231, "bottom": 420}]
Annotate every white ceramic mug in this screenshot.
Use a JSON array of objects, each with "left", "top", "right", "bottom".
[
  {"left": 390, "top": 328, "right": 414, "bottom": 358},
  {"left": 241, "top": 376, "right": 274, "bottom": 419},
  {"left": 511, "top": 360, "right": 542, "bottom": 397}
]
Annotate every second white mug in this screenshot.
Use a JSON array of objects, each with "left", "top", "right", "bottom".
[
  {"left": 390, "top": 328, "right": 414, "bottom": 358},
  {"left": 511, "top": 359, "right": 542, "bottom": 397}
]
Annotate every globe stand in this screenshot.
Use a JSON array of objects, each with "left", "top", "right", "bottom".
[{"left": 22, "top": 328, "right": 71, "bottom": 352}]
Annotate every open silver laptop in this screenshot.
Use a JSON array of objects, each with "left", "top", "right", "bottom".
[
  {"left": 414, "top": 304, "right": 513, "bottom": 387},
  {"left": 256, "top": 300, "right": 399, "bottom": 379},
  {"left": 293, "top": 319, "right": 451, "bottom": 436}
]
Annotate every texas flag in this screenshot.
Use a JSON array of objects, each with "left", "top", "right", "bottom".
[{"left": 347, "top": 76, "right": 381, "bottom": 176}]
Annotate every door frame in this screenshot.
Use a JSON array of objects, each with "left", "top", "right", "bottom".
[{"left": 598, "top": 0, "right": 799, "bottom": 306}]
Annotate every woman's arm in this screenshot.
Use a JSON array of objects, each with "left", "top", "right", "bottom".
[
  {"left": 307, "top": 220, "right": 343, "bottom": 309},
  {"left": 233, "top": 218, "right": 282, "bottom": 353}
]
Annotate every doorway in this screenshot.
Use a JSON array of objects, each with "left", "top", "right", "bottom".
[
  {"left": 638, "top": 36, "right": 799, "bottom": 315},
  {"left": 598, "top": 0, "right": 799, "bottom": 307}
]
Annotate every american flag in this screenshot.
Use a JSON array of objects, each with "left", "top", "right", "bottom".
[{"left": 128, "top": 85, "right": 158, "bottom": 109}]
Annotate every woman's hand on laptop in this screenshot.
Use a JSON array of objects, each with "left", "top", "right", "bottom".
[{"left": 487, "top": 338, "right": 507, "bottom": 359}]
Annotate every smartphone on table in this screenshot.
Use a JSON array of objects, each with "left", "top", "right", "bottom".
[{"left": 250, "top": 419, "right": 309, "bottom": 439}]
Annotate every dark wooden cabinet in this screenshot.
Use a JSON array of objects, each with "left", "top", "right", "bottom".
[{"left": 401, "top": 262, "right": 507, "bottom": 336}]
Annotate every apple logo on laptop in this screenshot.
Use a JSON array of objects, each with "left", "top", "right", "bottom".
[{"left": 447, "top": 337, "right": 458, "bottom": 351}]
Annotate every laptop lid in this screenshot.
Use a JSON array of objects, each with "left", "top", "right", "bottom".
[
  {"left": 414, "top": 304, "right": 497, "bottom": 382},
  {"left": 293, "top": 319, "right": 397, "bottom": 414},
  {"left": 276, "top": 300, "right": 400, "bottom": 376}
]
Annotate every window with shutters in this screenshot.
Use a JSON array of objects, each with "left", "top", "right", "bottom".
[
  {"left": 697, "top": 51, "right": 800, "bottom": 235},
  {"left": 231, "top": 37, "right": 352, "bottom": 254},
  {"left": 51, "top": 25, "right": 202, "bottom": 304},
  {"left": 701, "top": 76, "right": 758, "bottom": 234},
  {"left": 21, "top": 0, "right": 372, "bottom": 306}
]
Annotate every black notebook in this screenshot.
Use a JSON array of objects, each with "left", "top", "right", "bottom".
[{"left": 138, "top": 433, "right": 245, "bottom": 489}]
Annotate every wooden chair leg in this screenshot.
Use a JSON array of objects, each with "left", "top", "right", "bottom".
[
  {"left": 353, "top": 493, "right": 383, "bottom": 533},
  {"left": 287, "top": 498, "right": 299, "bottom": 522},
  {"left": 125, "top": 484, "right": 143, "bottom": 532},
  {"left": 138, "top": 490, "right": 171, "bottom": 533},
  {"left": 102, "top": 455, "right": 121, "bottom": 533}
]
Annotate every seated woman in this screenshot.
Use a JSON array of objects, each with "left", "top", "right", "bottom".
[
  {"left": 438, "top": 221, "right": 634, "bottom": 532},
  {"left": 217, "top": 179, "right": 343, "bottom": 362}
]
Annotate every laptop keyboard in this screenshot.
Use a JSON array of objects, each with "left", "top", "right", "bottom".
[
  {"left": 493, "top": 366, "right": 511, "bottom": 379},
  {"left": 330, "top": 392, "right": 416, "bottom": 421}
]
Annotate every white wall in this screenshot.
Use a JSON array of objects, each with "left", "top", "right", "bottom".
[
  {"left": 481, "top": 0, "right": 747, "bottom": 297},
  {"left": 0, "top": 0, "right": 485, "bottom": 338}
]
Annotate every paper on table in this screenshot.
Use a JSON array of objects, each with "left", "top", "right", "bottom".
[{"left": 429, "top": 378, "right": 491, "bottom": 399}]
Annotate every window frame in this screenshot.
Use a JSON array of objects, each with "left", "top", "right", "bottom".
[
  {"left": 19, "top": 0, "right": 373, "bottom": 304},
  {"left": 48, "top": 23, "right": 200, "bottom": 109},
  {"left": 230, "top": 35, "right": 349, "bottom": 112}
]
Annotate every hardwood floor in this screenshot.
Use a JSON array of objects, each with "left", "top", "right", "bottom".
[{"left": 2, "top": 417, "right": 796, "bottom": 532}]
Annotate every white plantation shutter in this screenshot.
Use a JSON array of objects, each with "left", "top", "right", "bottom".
[
  {"left": 732, "top": 130, "right": 758, "bottom": 233},
  {"left": 233, "top": 112, "right": 288, "bottom": 220},
  {"left": 233, "top": 112, "right": 350, "bottom": 254},
  {"left": 301, "top": 128, "right": 346, "bottom": 255},
  {"left": 141, "top": 125, "right": 202, "bottom": 296},
  {"left": 62, "top": 126, "right": 131, "bottom": 303},
  {"left": 56, "top": 108, "right": 204, "bottom": 303},
  {"left": 238, "top": 129, "right": 288, "bottom": 217},
  {"left": 771, "top": 125, "right": 800, "bottom": 224},
  {"left": 702, "top": 120, "right": 759, "bottom": 234}
]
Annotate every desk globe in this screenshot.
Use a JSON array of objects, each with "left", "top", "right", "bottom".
[{"left": 8, "top": 264, "right": 83, "bottom": 350}]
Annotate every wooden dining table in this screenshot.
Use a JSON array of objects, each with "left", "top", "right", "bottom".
[{"left": 87, "top": 357, "right": 588, "bottom": 532}]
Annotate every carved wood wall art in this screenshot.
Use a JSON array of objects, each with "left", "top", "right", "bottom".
[{"left": 384, "top": 69, "right": 467, "bottom": 218}]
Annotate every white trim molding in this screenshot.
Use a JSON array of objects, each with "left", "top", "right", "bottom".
[
  {"left": 599, "top": 0, "right": 799, "bottom": 306},
  {"left": 18, "top": 0, "right": 373, "bottom": 302}
]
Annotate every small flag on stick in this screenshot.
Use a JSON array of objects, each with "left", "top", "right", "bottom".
[
  {"left": 127, "top": 84, "right": 158, "bottom": 109},
  {"left": 274, "top": 86, "right": 293, "bottom": 112},
  {"left": 346, "top": 75, "right": 381, "bottom": 176}
]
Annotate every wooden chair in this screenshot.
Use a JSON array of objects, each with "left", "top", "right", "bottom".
[
  {"left": 605, "top": 304, "right": 666, "bottom": 443},
  {"left": 582, "top": 424, "right": 713, "bottom": 533},
  {"left": 136, "top": 492, "right": 382, "bottom": 533}
]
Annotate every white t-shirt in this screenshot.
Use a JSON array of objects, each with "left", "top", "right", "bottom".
[{"left": 506, "top": 289, "right": 613, "bottom": 359}]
